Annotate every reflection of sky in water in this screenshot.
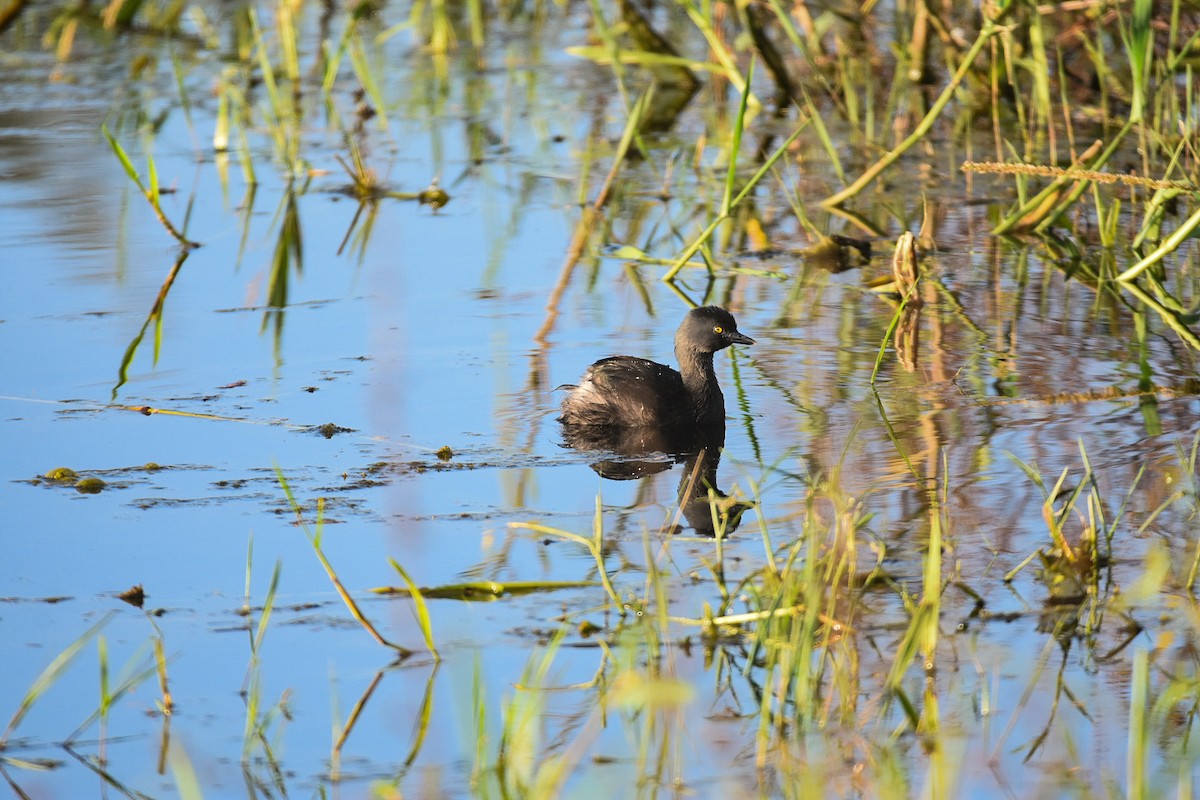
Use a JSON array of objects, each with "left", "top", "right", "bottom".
[{"left": 2, "top": 27, "right": 1199, "bottom": 799}]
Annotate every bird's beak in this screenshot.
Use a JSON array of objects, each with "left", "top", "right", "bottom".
[{"left": 727, "top": 331, "right": 755, "bottom": 346}]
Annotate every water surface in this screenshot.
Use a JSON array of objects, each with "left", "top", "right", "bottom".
[{"left": 3, "top": 4, "right": 1200, "bottom": 797}]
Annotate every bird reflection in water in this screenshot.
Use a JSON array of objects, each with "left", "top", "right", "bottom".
[{"left": 559, "top": 423, "right": 751, "bottom": 538}]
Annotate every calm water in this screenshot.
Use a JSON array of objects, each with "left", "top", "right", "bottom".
[{"left": 3, "top": 4, "right": 1200, "bottom": 797}]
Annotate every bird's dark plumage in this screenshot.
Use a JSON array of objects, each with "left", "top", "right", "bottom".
[{"left": 558, "top": 306, "right": 753, "bottom": 431}]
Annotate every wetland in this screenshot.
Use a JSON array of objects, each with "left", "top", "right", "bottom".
[{"left": 3, "top": 0, "right": 1200, "bottom": 797}]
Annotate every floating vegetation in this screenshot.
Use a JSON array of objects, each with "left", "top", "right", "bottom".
[
  {"left": 371, "top": 579, "right": 598, "bottom": 602},
  {"left": 116, "top": 585, "right": 145, "bottom": 608},
  {"left": 73, "top": 477, "right": 107, "bottom": 494},
  {"left": 304, "top": 423, "right": 355, "bottom": 439},
  {"left": 35, "top": 468, "right": 110, "bottom": 494}
]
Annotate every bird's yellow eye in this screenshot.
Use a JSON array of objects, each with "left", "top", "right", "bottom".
[{"left": 713, "top": 326, "right": 723, "bottom": 334}]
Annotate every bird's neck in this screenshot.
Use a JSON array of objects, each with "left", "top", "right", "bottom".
[{"left": 676, "top": 344, "right": 723, "bottom": 423}]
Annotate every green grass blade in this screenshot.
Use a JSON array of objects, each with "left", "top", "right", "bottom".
[
  {"left": 348, "top": 35, "right": 389, "bottom": 131},
  {"left": 1, "top": 612, "right": 114, "bottom": 745},
  {"left": 676, "top": 0, "right": 752, "bottom": 98},
  {"left": 722, "top": 58, "right": 754, "bottom": 217},
  {"left": 169, "top": 740, "right": 204, "bottom": 800},
  {"left": 253, "top": 559, "right": 282, "bottom": 656},
  {"left": 146, "top": 150, "right": 160, "bottom": 206},
  {"left": 664, "top": 119, "right": 808, "bottom": 280},
  {"left": 1116, "top": 203, "right": 1200, "bottom": 282},
  {"left": 1128, "top": 648, "right": 1149, "bottom": 800},
  {"left": 102, "top": 125, "right": 147, "bottom": 194},
  {"left": 389, "top": 558, "right": 439, "bottom": 661},
  {"left": 823, "top": 20, "right": 998, "bottom": 207},
  {"left": 275, "top": 466, "right": 411, "bottom": 655}
]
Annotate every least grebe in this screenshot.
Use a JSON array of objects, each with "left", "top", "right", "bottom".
[{"left": 559, "top": 306, "right": 754, "bottom": 430}]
